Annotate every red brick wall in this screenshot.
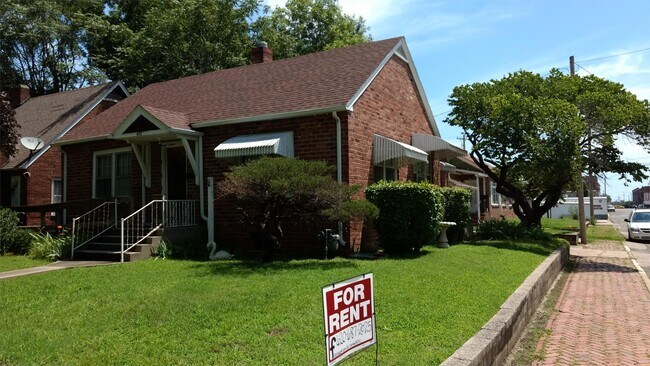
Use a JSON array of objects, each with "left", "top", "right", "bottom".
[
  {"left": 200, "top": 114, "right": 341, "bottom": 256},
  {"left": 345, "top": 56, "right": 436, "bottom": 250}
]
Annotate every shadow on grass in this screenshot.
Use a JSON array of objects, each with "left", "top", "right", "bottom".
[
  {"left": 467, "top": 240, "right": 560, "bottom": 256},
  {"left": 190, "top": 258, "right": 360, "bottom": 277}
]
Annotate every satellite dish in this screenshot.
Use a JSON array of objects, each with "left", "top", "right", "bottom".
[{"left": 20, "top": 137, "right": 44, "bottom": 152}]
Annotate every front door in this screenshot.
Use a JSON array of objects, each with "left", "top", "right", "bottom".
[{"left": 167, "top": 147, "right": 187, "bottom": 200}]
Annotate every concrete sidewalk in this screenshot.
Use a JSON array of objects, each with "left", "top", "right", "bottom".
[
  {"left": 0, "top": 260, "right": 115, "bottom": 280},
  {"left": 533, "top": 242, "right": 650, "bottom": 365}
]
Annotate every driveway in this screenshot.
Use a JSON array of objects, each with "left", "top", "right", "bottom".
[{"left": 608, "top": 208, "right": 650, "bottom": 275}]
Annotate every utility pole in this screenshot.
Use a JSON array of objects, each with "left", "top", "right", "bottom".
[
  {"left": 572, "top": 56, "right": 588, "bottom": 244},
  {"left": 457, "top": 133, "right": 467, "bottom": 150}
]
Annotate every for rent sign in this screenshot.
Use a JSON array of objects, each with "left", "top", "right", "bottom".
[{"left": 322, "top": 273, "right": 375, "bottom": 366}]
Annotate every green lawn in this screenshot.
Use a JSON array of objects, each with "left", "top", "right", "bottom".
[
  {"left": 0, "top": 254, "right": 48, "bottom": 273},
  {"left": 0, "top": 243, "right": 554, "bottom": 365},
  {"left": 541, "top": 218, "right": 624, "bottom": 241}
]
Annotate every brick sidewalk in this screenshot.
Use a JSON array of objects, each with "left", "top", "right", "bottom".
[{"left": 533, "top": 254, "right": 650, "bottom": 365}]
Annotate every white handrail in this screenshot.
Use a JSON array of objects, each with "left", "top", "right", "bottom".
[
  {"left": 71, "top": 199, "right": 118, "bottom": 259},
  {"left": 120, "top": 199, "right": 198, "bottom": 262}
]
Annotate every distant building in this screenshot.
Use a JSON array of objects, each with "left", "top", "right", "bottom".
[
  {"left": 632, "top": 186, "right": 650, "bottom": 206},
  {"left": 564, "top": 175, "right": 601, "bottom": 197}
]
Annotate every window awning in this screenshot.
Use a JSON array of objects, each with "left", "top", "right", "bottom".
[
  {"left": 448, "top": 178, "right": 478, "bottom": 190},
  {"left": 373, "top": 134, "right": 428, "bottom": 166},
  {"left": 214, "top": 131, "right": 294, "bottom": 158},
  {"left": 440, "top": 161, "right": 457, "bottom": 172},
  {"left": 411, "top": 134, "right": 466, "bottom": 160}
]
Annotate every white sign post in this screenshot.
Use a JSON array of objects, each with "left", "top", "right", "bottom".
[{"left": 322, "top": 273, "right": 376, "bottom": 366}]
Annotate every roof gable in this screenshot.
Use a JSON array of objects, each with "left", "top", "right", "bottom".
[{"left": 1, "top": 82, "right": 128, "bottom": 169}]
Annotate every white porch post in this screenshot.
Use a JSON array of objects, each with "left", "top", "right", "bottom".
[{"left": 475, "top": 175, "right": 481, "bottom": 222}]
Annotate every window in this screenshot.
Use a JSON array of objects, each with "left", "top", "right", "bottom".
[
  {"left": 10, "top": 176, "right": 20, "bottom": 207},
  {"left": 491, "top": 182, "right": 500, "bottom": 206},
  {"left": 51, "top": 179, "right": 62, "bottom": 203},
  {"left": 374, "top": 159, "right": 397, "bottom": 183},
  {"left": 413, "top": 162, "right": 430, "bottom": 183},
  {"left": 94, "top": 149, "right": 132, "bottom": 198}
]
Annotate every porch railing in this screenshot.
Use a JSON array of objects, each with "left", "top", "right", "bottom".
[
  {"left": 120, "top": 199, "right": 198, "bottom": 262},
  {"left": 71, "top": 200, "right": 117, "bottom": 259}
]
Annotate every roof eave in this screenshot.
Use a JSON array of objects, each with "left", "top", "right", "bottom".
[{"left": 191, "top": 105, "right": 348, "bottom": 128}]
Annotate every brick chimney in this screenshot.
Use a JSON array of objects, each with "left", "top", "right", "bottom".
[
  {"left": 9, "top": 84, "right": 30, "bottom": 108},
  {"left": 251, "top": 41, "right": 273, "bottom": 64}
]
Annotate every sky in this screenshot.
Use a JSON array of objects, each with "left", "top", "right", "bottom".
[{"left": 265, "top": 0, "right": 650, "bottom": 202}]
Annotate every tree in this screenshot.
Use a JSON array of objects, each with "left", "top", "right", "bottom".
[
  {"left": 0, "top": 91, "right": 20, "bottom": 159},
  {"left": 85, "top": 0, "right": 259, "bottom": 89},
  {"left": 0, "top": 0, "right": 106, "bottom": 95},
  {"left": 251, "top": 0, "right": 371, "bottom": 60},
  {"left": 446, "top": 70, "right": 650, "bottom": 227},
  {"left": 218, "top": 157, "right": 376, "bottom": 261}
]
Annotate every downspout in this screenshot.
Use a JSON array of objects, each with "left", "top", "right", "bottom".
[
  {"left": 198, "top": 136, "right": 208, "bottom": 221},
  {"left": 332, "top": 111, "right": 342, "bottom": 184},
  {"left": 198, "top": 136, "right": 215, "bottom": 247},
  {"left": 332, "top": 111, "right": 344, "bottom": 238}
]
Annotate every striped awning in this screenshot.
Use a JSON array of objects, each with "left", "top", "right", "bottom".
[
  {"left": 440, "top": 161, "right": 457, "bottom": 172},
  {"left": 411, "top": 134, "right": 466, "bottom": 160},
  {"left": 373, "top": 134, "right": 428, "bottom": 166},
  {"left": 214, "top": 131, "right": 294, "bottom": 158},
  {"left": 448, "top": 178, "right": 477, "bottom": 190}
]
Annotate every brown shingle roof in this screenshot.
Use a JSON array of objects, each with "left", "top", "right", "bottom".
[
  {"left": 62, "top": 37, "right": 404, "bottom": 142},
  {"left": 2, "top": 83, "right": 119, "bottom": 169}
]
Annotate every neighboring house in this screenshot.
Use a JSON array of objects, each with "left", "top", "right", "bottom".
[
  {"left": 0, "top": 82, "right": 129, "bottom": 225},
  {"left": 425, "top": 144, "right": 515, "bottom": 222},
  {"left": 56, "top": 37, "right": 465, "bottom": 259},
  {"left": 632, "top": 186, "right": 650, "bottom": 207}
]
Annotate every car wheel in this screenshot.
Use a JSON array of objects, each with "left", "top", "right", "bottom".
[{"left": 628, "top": 230, "right": 633, "bottom": 242}]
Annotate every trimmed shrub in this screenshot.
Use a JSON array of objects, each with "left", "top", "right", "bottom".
[
  {"left": 365, "top": 181, "right": 443, "bottom": 254},
  {"left": 0, "top": 207, "right": 25, "bottom": 255},
  {"left": 439, "top": 187, "right": 472, "bottom": 244},
  {"left": 6, "top": 228, "right": 33, "bottom": 255}
]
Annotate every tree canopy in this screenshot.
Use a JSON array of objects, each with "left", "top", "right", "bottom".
[
  {"left": 446, "top": 70, "right": 650, "bottom": 227},
  {"left": 84, "top": 0, "right": 370, "bottom": 89},
  {"left": 251, "top": 0, "right": 370, "bottom": 60},
  {"left": 0, "top": 0, "right": 106, "bottom": 95},
  {"left": 0, "top": 91, "right": 20, "bottom": 159}
]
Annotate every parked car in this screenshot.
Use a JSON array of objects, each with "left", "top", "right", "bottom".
[
  {"left": 608, "top": 205, "right": 615, "bottom": 212},
  {"left": 625, "top": 209, "right": 650, "bottom": 241}
]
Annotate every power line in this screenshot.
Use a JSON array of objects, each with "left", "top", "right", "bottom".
[
  {"left": 577, "top": 47, "right": 650, "bottom": 64},
  {"left": 575, "top": 63, "right": 593, "bottom": 75},
  {"left": 434, "top": 109, "right": 451, "bottom": 117}
]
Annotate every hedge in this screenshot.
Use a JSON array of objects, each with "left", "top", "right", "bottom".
[
  {"left": 0, "top": 207, "right": 33, "bottom": 255},
  {"left": 439, "top": 187, "right": 472, "bottom": 244},
  {"left": 365, "top": 181, "right": 443, "bottom": 254}
]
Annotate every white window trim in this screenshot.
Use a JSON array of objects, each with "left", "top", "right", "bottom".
[
  {"left": 92, "top": 147, "right": 132, "bottom": 198},
  {"left": 375, "top": 159, "right": 397, "bottom": 181},
  {"left": 51, "top": 178, "right": 62, "bottom": 203},
  {"left": 491, "top": 182, "right": 500, "bottom": 207}
]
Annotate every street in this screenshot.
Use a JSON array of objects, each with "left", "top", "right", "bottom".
[{"left": 607, "top": 208, "right": 650, "bottom": 275}]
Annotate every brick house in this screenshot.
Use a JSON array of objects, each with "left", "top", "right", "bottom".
[
  {"left": 0, "top": 82, "right": 128, "bottom": 226},
  {"left": 632, "top": 186, "right": 650, "bottom": 207},
  {"left": 419, "top": 138, "right": 515, "bottom": 222},
  {"left": 56, "top": 37, "right": 466, "bottom": 259}
]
